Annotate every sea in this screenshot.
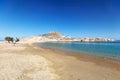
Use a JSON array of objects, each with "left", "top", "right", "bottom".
[{"left": 36, "top": 41, "right": 120, "bottom": 60}]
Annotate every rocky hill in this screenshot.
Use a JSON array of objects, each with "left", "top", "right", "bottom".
[
  {"left": 41, "top": 31, "right": 66, "bottom": 39},
  {"left": 20, "top": 31, "right": 114, "bottom": 43},
  {"left": 20, "top": 31, "right": 73, "bottom": 43}
]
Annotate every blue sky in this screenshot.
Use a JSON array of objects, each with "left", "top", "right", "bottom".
[{"left": 0, "top": 0, "right": 120, "bottom": 40}]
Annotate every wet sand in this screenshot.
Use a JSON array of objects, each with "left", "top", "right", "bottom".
[{"left": 33, "top": 43, "right": 120, "bottom": 80}]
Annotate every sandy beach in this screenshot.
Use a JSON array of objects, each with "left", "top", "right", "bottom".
[
  {"left": 1, "top": 0, "right": 120, "bottom": 80},
  {"left": 0, "top": 41, "right": 120, "bottom": 80},
  {"left": 0, "top": 42, "right": 58, "bottom": 80}
]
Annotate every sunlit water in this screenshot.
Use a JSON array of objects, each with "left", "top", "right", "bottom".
[{"left": 36, "top": 41, "right": 120, "bottom": 60}]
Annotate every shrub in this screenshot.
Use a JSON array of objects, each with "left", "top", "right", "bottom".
[{"left": 5, "top": 36, "right": 14, "bottom": 43}]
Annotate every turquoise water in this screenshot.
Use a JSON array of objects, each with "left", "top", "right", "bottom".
[{"left": 36, "top": 41, "right": 120, "bottom": 60}]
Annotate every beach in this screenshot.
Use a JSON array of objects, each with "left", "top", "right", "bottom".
[
  {"left": 0, "top": 42, "right": 58, "bottom": 80},
  {"left": 0, "top": 41, "right": 120, "bottom": 80},
  {"left": 1, "top": 0, "right": 120, "bottom": 80}
]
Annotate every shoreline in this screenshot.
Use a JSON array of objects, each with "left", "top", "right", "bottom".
[
  {"left": 35, "top": 41, "right": 120, "bottom": 61},
  {"left": 31, "top": 43, "right": 120, "bottom": 80},
  {"left": 0, "top": 41, "right": 120, "bottom": 80},
  {"left": 34, "top": 43, "right": 120, "bottom": 71}
]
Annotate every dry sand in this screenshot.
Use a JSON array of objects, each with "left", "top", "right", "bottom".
[
  {"left": 0, "top": 41, "right": 120, "bottom": 80},
  {"left": 0, "top": 42, "right": 58, "bottom": 80}
]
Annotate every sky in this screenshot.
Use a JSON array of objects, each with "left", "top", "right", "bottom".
[{"left": 0, "top": 0, "right": 120, "bottom": 40}]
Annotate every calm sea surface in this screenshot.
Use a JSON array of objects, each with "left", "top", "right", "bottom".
[{"left": 36, "top": 41, "right": 120, "bottom": 60}]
